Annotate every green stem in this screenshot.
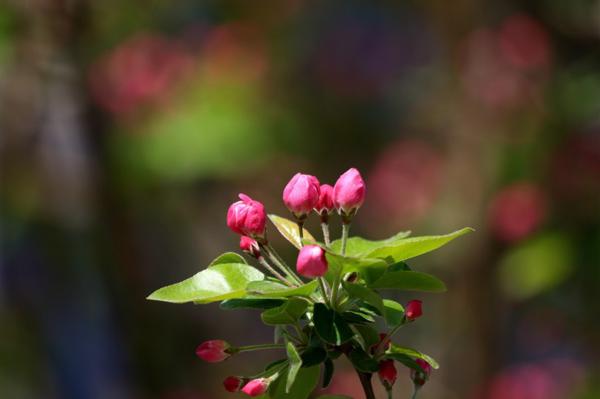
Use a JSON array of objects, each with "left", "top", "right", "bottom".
[
  {"left": 238, "top": 343, "right": 285, "bottom": 352},
  {"left": 264, "top": 245, "right": 303, "bottom": 286},
  {"left": 341, "top": 222, "right": 351, "bottom": 255},
  {"left": 292, "top": 323, "right": 307, "bottom": 344},
  {"left": 376, "top": 319, "right": 407, "bottom": 356},
  {"left": 297, "top": 221, "right": 304, "bottom": 241},
  {"left": 411, "top": 385, "right": 420, "bottom": 399},
  {"left": 318, "top": 277, "right": 330, "bottom": 304},
  {"left": 387, "top": 387, "right": 393, "bottom": 399},
  {"left": 321, "top": 222, "right": 331, "bottom": 247},
  {"left": 258, "top": 257, "right": 293, "bottom": 286}
]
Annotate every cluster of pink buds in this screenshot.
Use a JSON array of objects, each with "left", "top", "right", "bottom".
[{"left": 146, "top": 154, "right": 477, "bottom": 398}]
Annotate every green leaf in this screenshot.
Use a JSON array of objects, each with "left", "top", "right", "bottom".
[
  {"left": 386, "top": 343, "right": 439, "bottom": 369},
  {"left": 261, "top": 298, "right": 309, "bottom": 325},
  {"left": 366, "top": 227, "right": 474, "bottom": 262},
  {"left": 209, "top": 252, "right": 247, "bottom": 266},
  {"left": 322, "top": 359, "right": 334, "bottom": 388},
  {"left": 382, "top": 299, "right": 405, "bottom": 327},
  {"left": 268, "top": 214, "right": 316, "bottom": 249},
  {"left": 147, "top": 263, "right": 264, "bottom": 304},
  {"left": 341, "top": 311, "right": 375, "bottom": 325},
  {"left": 330, "top": 231, "right": 411, "bottom": 257},
  {"left": 269, "top": 366, "right": 320, "bottom": 399},
  {"left": 300, "top": 346, "right": 327, "bottom": 367},
  {"left": 246, "top": 280, "right": 319, "bottom": 298},
  {"left": 286, "top": 342, "right": 302, "bottom": 393},
  {"left": 220, "top": 298, "right": 284, "bottom": 310},
  {"left": 342, "top": 282, "right": 384, "bottom": 314},
  {"left": 313, "top": 303, "right": 354, "bottom": 345},
  {"left": 370, "top": 271, "right": 446, "bottom": 292},
  {"left": 348, "top": 347, "right": 379, "bottom": 372},
  {"left": 325, "top": 252, "right": 388, "bottom": 285}
]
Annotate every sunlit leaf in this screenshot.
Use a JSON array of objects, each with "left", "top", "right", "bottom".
[
  {"left": 147, "top": 263, "right": 264, "bottom": 304},
  {"left": 330, "top": 231, "right": 411, "bottom": 257},
  {"left": 366, "top": 228, "right": 474, "bottom": 262},
  {"left": 269, "top": 214, "right": 316, "bottom": 249},
  {"left": 247, "top": 280, "right": 319, "bottom": 298},
  {"left": 382, "top": 299, "right": 405, "bottom": 327},
  {"left": 209, "top": 252, "right": 247, "bottom": 266},
  {"left": 386, "top": 344, "right": 439, "bottom": 369}
]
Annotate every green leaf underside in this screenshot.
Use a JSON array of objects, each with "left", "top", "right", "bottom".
[
  {"left": 366, "top": 227, "right": 474, "bottom": 262},
  {"left": 209, "top": 252, "right": 247, "bottom": 266},
  {"left": 147, "top": 263, "right": 264, "bottom": 303},
  {"left": 261, "top": 298, "right": 309, "bottom": 325},
  {"left": 220, "top": 298, "right": 284, "bottom": 310},
  {"left": 313, "top": 303, "right": 354, "bottom": 345},
  {"left": 286, "top": 342, "right": 302, "bottom": 393},
  {"left": 382, "top": 299, "right": 405, "bottom": 327},
  {"left": 247, "top": 280, "right": 319, "bottom": 298},
  {"left": 330, "top": 230, "right": 412, "bottom": 257},
  {"left": 349, "top": 347, "right": 380, "bottom": 372},
  {"left": 268, "top": 366, "right": 320, "bottom": 399},
  {"left": 370, "top": 271, "right": 447, "bottom": 292},
  {"left": 268, "top": 214, "right": 316, "bottom": 249},
  {"left": 386, "top": 343, "right": 439, "bottom": 369},
  {"left": 342, "top": 282, "right": 384, "bottom": 314}
]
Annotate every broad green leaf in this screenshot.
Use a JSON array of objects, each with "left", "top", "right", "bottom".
[
  {"left": 348, "top": 347, "right": 379, "bottom": 372},
  {"left": 221, "top": 298, "right": 284, "bottom": 310},
  {"left": 261, "top": 298, "right": 309, "bottom": 325},
  {"left": 342, "top": 282, "right": 384, "bottom": 314},
  {"left": 341, "top": 311, "right": 374, "bottom": 325},
  {"left": 370, "top": 271, "right": 446, "bottom": 292},
  {"left": 247, "top": 280, "right": 319, "bottom": 298},
  {"left": 366, "top": 227, "right": 473, "bottom": 262},
  {"left": 322, "top": 359, "right": 334, "bottom": 388},
  {"left": 386, "top": 343, "right": 439, "bottom": 369},
  {"left": 268, "top": 214, "right": 316, "bottom": 249},
  {"left": 354, "top": 324, "right": 380, "bottom": 349},
  {"left": 300, "top": 346, "right": 327, "bottom": 367},
  {"left": 325, "top": 252, "right": 388, "bottom": 285},
  {"left": 269, "top": 366, "right": 320, "bottom": 399},
  {"left": 147, "top": 263, "right": 264, "bottom": 304},
  {"left": 209, "top": 252, "right": 247, "bottom": 266},
  {"left": 313, "top": 303, "right": 354, "bottom": 345},
  {"left": 286, "top": 342, "right": 302, "bottom": 393},
  {"left": 330, "top": 231, "right": 411, "bottom": 257},
  {"left": 382, "top": 299, "right": 405, "bottom": 327}
]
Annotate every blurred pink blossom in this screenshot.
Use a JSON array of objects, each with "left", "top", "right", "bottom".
[
  {"left": 488, "top": 182, "right": 546, "bottom": 242},
  {"left": 89, "top": 33, "right": 194, "bottom": 116},
  {"left": 367, "top": 140, "right": 443, "bottom": 228},
  {"left": 499, "top": 14, "right": 551, "bottom": 71}
]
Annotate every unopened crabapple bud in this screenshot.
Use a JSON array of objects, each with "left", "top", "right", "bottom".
[
  {"left": 196, "top": 340, "right": 233, "bottom": 363},
  {"left": 333, "top": 168, "right": 366, "bottom": 218},
  {"left": 315, "top": 184, "right": 335, "bottom": 215},
  {"left": 223, "top": 376, "right": 245, "bottom": 392},
  {"left": 240, "top": 236, "right": 261, "bottom": 258},
  {"left": 405, "top": 300, "right": 423, "bottom": 321},
  {"left": 411, "top": 359, "right": 432, "bottom": 386},
  {"left": 378, "top": 359, "right": 398, "bottom": 388},
  {"left": 283, "top": 173, "right": 320, "bottom": 218},
  {"left": 242, "top": 378, "right": 269, "bottom": 396},
  {"left": 296, "top": 245, "right": 328, "bottom": 277},
  {"left": 227, "top": 194, "right": 267, "bottom": 239}
]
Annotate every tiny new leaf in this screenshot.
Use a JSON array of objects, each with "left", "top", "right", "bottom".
[{"left": 269, "top": 214, "right": 316, "bottom": 249}]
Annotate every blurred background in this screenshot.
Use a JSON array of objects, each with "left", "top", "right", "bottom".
[{"left": 1, "top": 0, "right": 599, "bottom": 398}]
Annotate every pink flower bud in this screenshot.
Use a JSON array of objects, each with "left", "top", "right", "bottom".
[
  {"left": 283, "top": 173, "right": 320, "bottom": 217},
  {"left": 296, "top": 245, "right": 328, "bottom": 277},
  {"left": 240, "top": 236, "right": 261, "bottom": 258},
  {"left": 411, "top": 359, "right": 432, "bottom": 386},
  {"left": 242, "top": 378, "right": 269, "bottom": 397},
  {"left": 315, "top": 184, "right": 335, "bottom": 215},
  {"left": 223, "top": 376, "right": 245, "bottom": 392},
  {"left": 227, "top": 194, "right": 267, "bottom": 238},
  {"left": 378, "top": 360, "right": 398, "bottom": 387},
  {"left": 195, "top": 340, "right": 231, "bottom": 363},
  {"left": 333, "top": 168, "right": 366, "bottom": 216},
  {"left": 405, "top": 300, "right": 423, "bottom": 321}
]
